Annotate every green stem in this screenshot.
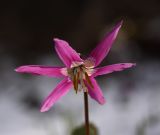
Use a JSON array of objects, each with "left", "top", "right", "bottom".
[{"left": 84, "top": 92, "right": 90, "bottom": 135}]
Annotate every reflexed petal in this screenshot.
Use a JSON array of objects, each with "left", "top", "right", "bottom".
[
  {"left": 93, "top": 63, "right": 136, "bottom": 77},
  {"left": 86, "top": 77, "right": 106, "bottom": 104},
  {"left": 54, "top": 38, "right": 83, "bottom": 67},
  {"left": 15, "top": 65, "right": 66, "bottom": 78},
  {"left": 88, "top": 21, "right": 123, "bottom": 67},
  {"left": 40, "top": 78, "right": 72, "bottom": 112}
]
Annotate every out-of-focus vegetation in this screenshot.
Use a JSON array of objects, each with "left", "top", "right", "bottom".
[{"left": 72, "top": 123, "right": 98, "bottom": 135}]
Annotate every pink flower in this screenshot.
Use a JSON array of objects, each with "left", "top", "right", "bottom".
[{"left": 15, "top": 21, "right": 136, "bottom": 112}]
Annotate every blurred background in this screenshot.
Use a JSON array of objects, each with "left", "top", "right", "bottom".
[{"left": 0, "top": 0, "right": 160, "bottom": 135}]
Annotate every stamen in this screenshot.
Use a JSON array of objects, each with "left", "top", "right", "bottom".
[
  {"left": 73, "top": 68, "right": 78, "bottom": 93},
  {"left": 68, "top": 64, "right": 94, "bottom": 93},
  {"left": 79, "top": 69, "right": 84, "bottom": 91},
  {"left": 75, "top": 68, "right": 80, "bottom": 93},
  {"left": 84, "top": 72, "right": 94, "bottom": 88}
]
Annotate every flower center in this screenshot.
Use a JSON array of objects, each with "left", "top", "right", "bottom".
[{"left": 67, "top": 64, "right": 94, "bottom": 93}]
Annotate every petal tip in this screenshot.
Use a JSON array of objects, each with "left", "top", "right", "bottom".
[
  {"left": 99, "top": 97, "right": 106, "bottom": 105},
  {"left": 53, "top": 38, "right": 60, "bottom": 42},
  {"left": 40, "top": 107, "right": 48, "bottom": 112},
  {"left": 40, "top": 103, "right": 50, "bottom": 112},
  {"left": 127, "top": 63, "right": 136, "bottom": 67},
  {"left": 15, "top": 67, "right": 22, "bottom": 72},
  {"left": 15, "top": 66, "right": 28, "bottom": 73},
  {"left": 119, "top": 20, "right": 123, "bottom": 26},
  {"left": 53, "top": 38, "right": 61, "bottom": 45},
  {"left": 114, "top": 20, "right": 123, "bottom": 31},
  {"left": 14, "top": 68, "right": 18, "bottom": 72},
  {"left": 53, "top": 38, "right": 68, "bottom": 48},
  {"left": 133, "top": 63, "right": 136, "bottom": 66}
]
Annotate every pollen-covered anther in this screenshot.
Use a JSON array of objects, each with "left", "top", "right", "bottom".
[{"left": 84, "top": 58, "right": 95, "bottom": 68}]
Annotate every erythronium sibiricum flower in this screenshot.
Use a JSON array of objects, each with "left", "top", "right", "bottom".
[{"left": 15, "top": 21, "right": 136, "bottom": 112}]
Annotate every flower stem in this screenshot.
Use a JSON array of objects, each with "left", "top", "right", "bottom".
[{"left": 84, "top": 92, "right": 90, "bottom": 135}]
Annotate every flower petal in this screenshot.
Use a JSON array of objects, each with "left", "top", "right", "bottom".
[
  {"left": 40, "top": 78, "right": 72, "bottom": 112},
  {"left": 93, "top": 63, "right": 136, "bottom": 77},
  {"left": 88, "top": 21, "right": 123, "bottom": 67},
  {"left": 54, "top": 38, "right": 83, "bottom": 67},
  {"left": 86, "top": 77, "right": 106, "bottom": 104},
  {"left": 15, "top": 65, "right": 66, "bottom": 78}
]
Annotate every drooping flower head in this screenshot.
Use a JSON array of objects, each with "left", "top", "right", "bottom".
[{"left": 15, "top": 21, "right": 136, "bottom": 112}]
